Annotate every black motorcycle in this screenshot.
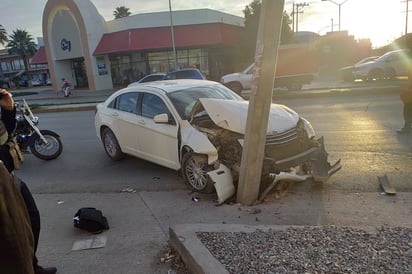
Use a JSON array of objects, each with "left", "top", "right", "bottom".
[{"left": 15, "top": 99, "right": 63, "bottom": 160}]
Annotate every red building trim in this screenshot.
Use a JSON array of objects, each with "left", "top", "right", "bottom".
[
  {"left": 31, "top": 46, "right": 47, "bottom": 64},
  {"left": 93, "top": 23, "right": 242, "bottom": 56}
]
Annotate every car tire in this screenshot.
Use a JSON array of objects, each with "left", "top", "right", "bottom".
[
  {"left": 101, "top": 128, "right": 124, "bottom": 161},
  {"left": 182, "top": 152, "right": 215, "bottom": 194},
  {"left": 226, "top": 82, "right": 243, "bottom": 95},
  {"left": 367, "top": 69, "right": 384, "bottom": 81},
  {"left": 386, "top": 68, "right": 396, "bottom": 80}
]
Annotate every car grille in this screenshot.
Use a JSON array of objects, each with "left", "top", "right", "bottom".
[
  {"left": 264, "top": 124, "right": 311, "bottom": 161},
  {"left": 265, "top": 127, "right": 298, "bottom": 145}
]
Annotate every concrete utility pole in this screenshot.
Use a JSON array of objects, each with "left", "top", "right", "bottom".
[
  {"left": 236, "top": 0, "right": 285, "bottom": 205},
  {"left": 405, "top": 0, "right": 410, "bottom": 35}
]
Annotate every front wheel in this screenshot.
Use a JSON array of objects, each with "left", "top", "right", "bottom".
[
  {"left": 181, "top": 152, "right": 215, "bottom": 193},
  {"left": 30, "top": 132, "right": 63, "bottom": 160},
  {"left": 101, "top": 128, "right": 124, "bottom": 161}
]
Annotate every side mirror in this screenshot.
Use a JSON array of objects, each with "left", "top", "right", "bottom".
[{"left": 153, "top": 113, "right": 169, "bottom": 123}]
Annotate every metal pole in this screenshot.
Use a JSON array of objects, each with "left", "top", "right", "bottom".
[
  {"left": 169, "top": 0, "right": 177, "bottom": 70},
  {"left": 338, "top": 4, "right": 341, "bottom": 31}
]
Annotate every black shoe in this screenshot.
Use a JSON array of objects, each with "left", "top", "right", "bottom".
[
  {"left": 397, "top": 128, "right": 411, "bottom": 134},
  {"left": 34, "top": 265, "right": 57, "bottom": 274}
]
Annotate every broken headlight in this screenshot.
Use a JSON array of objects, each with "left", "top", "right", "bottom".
[{"left": 300, "top": 117, "right": 315, "bottom": 139}]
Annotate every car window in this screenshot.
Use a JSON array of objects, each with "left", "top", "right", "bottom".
[
  {"left": 110, "top": 92, "right": 139, "bottom": 114},
  {"left": 168, "top": 84, "right": 243, "bottom": 120},
  {"left": 141, "top": 93, "right": 172, "bottom": 119}
]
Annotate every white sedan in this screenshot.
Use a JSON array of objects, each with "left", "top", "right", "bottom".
[{"left": 94, "top": 80, "right": 340, "bottom": 203}]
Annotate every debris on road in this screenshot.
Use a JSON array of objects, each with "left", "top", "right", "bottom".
[
  {"left": 378, "top": 174, "right": 396, "bottom": 195},
  {"left": 71, "top": 235, "right": 107, "bottom": 251}
]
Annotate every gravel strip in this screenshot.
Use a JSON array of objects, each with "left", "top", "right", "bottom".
[{"left": 197, "top": 226, "right": 412, "bottom": 274}]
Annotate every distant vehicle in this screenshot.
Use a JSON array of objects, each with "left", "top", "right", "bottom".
[
  {"left": 352, "top": 49, "right": 411, "bottom": 81},
  {"left": 339, "top": 56, "right": 379, "bottom": 82},
  {"left": 220, "top": 44, "right": 317, "bottom": 94},
  {"left": 136, "top": 73, "right": 166, "bottom": 84},
  {"left": 46, "top": 78, "right": 52, "bottom": 85},
  {"left": 164, "top": 68, "right": 206, "bottom": 80},
  {"left": 31, "top": 79, "right": 43, "bottom": 86}
]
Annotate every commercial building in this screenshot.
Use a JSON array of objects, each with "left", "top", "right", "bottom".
[{"left": 36, "top": 0, "right": 244, "bottom": 91}]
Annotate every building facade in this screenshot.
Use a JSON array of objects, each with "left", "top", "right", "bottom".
[{"left": 39, "top": 0, "right": 244, "bottom": 91}]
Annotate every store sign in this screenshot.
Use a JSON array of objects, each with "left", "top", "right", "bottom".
[
  {"left": 61, "top": 38, "right": 72, "bottom": 52},
  {"left": 97, "top": 57, "right": 108, "bottom": 75}
]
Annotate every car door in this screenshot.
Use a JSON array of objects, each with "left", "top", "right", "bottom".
[
  {"left": 136, "top": 92, "right": 180, "bottom": 170},
  {"left": 108, "top": 92, "right": 141, "bottom": 155}
]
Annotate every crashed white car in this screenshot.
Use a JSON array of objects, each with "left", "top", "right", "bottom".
[{"left": 94, "top": 80, "right": 340, "bottom": 202}]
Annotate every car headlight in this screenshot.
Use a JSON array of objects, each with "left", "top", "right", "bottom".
[{"left": 300, "top": 117, "right": 315, "bottom": 139}]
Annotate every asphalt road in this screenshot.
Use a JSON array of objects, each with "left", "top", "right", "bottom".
[{"left": 15, "top": 90, "right": 412, "bottom": 196}]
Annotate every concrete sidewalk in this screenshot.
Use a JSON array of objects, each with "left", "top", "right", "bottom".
[{"left": 33, "top": 188, "right": 412, "bottom": 273}]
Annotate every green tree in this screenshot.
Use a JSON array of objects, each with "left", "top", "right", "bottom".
[
  {"left": 0, "top": 25, "right": 8, "bottom": 46},
  {"left": 113, "top": 6, "right": 132, "bottom": 19},
  {"left": 7, "top": 29, "right": 37, "bottom": 86},
  {"left": 240, "top": 0, "right": 294, "bottom": 62}
]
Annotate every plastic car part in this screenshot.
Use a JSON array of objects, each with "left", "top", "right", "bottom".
[{"left": 207, "top": 163, "right": 235, "bottom": 205}]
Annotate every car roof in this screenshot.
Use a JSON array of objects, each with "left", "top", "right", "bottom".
[{"left": 124, "top": 79, "right": 220, "bottom": 94}]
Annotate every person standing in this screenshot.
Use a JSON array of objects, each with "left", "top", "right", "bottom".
[
  {"left": 397, "top": 68, "right": 412, "bottom": 134},
  {"left": 0, "top": 89, "right": 57, "bottom": 274},
  {"left": 61, "top": 78, "right": 71, "bottom": 97}
]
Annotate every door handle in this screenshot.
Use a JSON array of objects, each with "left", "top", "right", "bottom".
[
  {"left": 138, "top": 120, "right": 146, "bottom": 125},
  {"left": 111, "top": 112, "right": 119, "bottom": 117}
]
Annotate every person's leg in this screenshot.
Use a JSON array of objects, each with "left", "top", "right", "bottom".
[
  {"left": 18, "top": 179, "right": 57, "bottom": 274},
  {"left": 405, "top": 103, "right": 412, "bottom": 129},
  {"left": 18, "top": 180, "right": 40, "bottom": 266}
]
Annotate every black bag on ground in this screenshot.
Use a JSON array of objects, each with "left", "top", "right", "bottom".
[{"left": 73, "top": 207, "right": 109, "bottom": 233}]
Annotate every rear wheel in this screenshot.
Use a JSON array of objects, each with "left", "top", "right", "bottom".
[
  {"left": 182, "top": 152, "right": 215, "bottom": 193},
  {"left": 367, "top": 69, "right": 385, "bottom": 81},
  {"left": 101, "top": 128, "right": 124, "bottom": 160}
]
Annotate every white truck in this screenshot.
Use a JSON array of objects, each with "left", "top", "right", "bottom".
[{"left": 220, "top": 44, "right": 317, "bottom": 94}]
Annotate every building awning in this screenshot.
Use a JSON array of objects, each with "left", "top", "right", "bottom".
[
  {"left": 31, "top": 46, "right": 48, "bottom": 64},
  {"left": 93, "top": 23, "right": 242, "bottom": 56}
]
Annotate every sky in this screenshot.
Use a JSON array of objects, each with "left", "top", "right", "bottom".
[{"left": 0, "top": 0, "right": 409, "bottom": 49}]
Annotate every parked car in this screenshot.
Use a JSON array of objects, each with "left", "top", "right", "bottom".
[
  {"left": 46, "top": 78, "right": 52, "bottom": 85},
  {"left": 31, "top": 79, "right": 43, "bottom": 86},
  {"left": 339, "top": 56, "right": 379, "bottom": 82},
  {"left": 352, "top": 49, "right": 411, "bottom": 81},
  {"left": 94, "top": 80, "right": 341, "bottom": 203},
  {"left": 164, "top": 68, "right": 206, "bottom": 80},
  {"left": 135, "top": 73, "right": 166, "bottom": 84}
]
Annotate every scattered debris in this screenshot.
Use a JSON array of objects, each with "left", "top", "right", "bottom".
[
  {"left": 57, "top": 200, "right": 64, "bottom": 205},
  {"left": 192, "top": 196, "right": 200, "bottom": 203},
  {"left": 378, "top": 174, "right": 396, "bottom": 195},
  {"left": 121, "top": 187, "right": 136, "bottom": 193},
  {"left": 71, "top": 235, "right": 107, "bottom": 251},
  {"left": 152, "top": 176, "right": 160, "bottom": 180},
  {"left": 248, "top": 208, "right": 261, "bottom": 214}
]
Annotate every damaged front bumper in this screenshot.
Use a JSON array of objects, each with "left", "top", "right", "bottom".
[
  {"left": 264, "top": 136, "right": 341, "bottom": 182},
  {"left": 206, "top": 137, "right": 341, "bottom": 204}
]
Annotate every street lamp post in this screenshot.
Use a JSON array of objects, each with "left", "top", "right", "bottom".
[
  {"left": 169, "top": 0, "right": 177, "bottom": 70},
  {"left": 321, "top": 0, "right": 349, "bottom": 32}
]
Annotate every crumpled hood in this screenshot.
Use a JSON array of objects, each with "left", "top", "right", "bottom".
[{"left": 191, "top": 98, "right": 299, "bottom": 134}]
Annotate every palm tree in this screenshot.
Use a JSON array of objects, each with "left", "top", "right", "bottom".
[
  {"left": 113, "top": 6, "right": 131, "bottom": 19},
  {"left": 6, "top": 29, "right": 37, "bottom": 86},
  {"left": 0, "top": 24, "right": 7, "bottom": 46},
  {"left": 0, "top": 25, "right": 8, "bottom": 82}
]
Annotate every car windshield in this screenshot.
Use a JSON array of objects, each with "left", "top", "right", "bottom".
[{"left": 167, "top": 84, "right": 243, "bottom": 120}]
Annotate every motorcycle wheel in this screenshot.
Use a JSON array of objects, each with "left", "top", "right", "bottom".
[{"left": 30, "top": 133, "right": 63, "bottom": 160}]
